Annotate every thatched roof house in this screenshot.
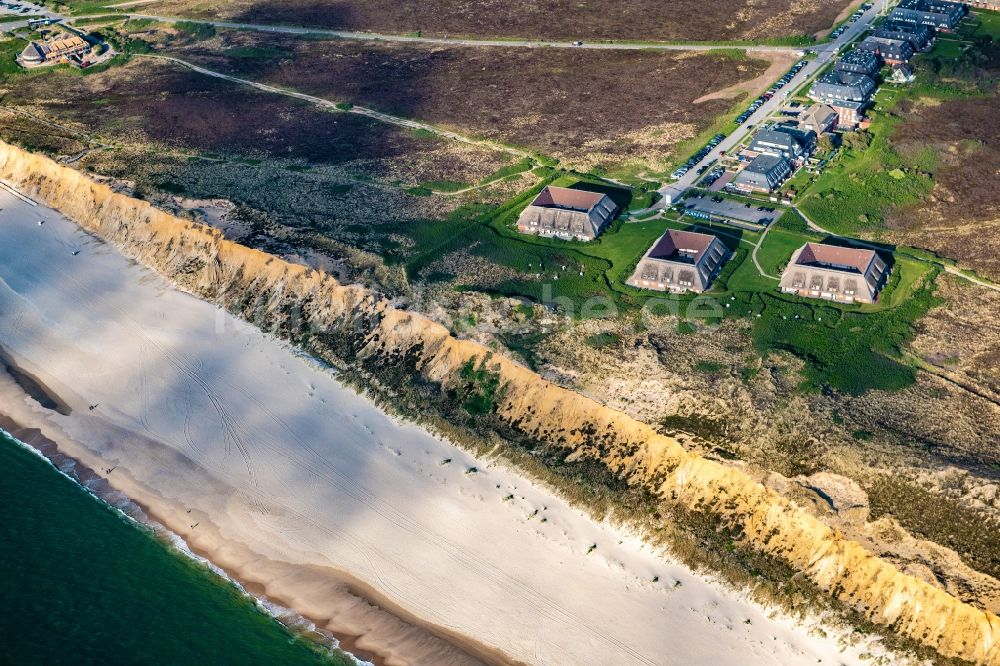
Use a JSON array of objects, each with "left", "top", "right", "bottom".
[
  {"left": 627, "top": 229, "right": 730, "bottom": 293},
  {"left": 516, "top": 186, "right": 618, "bottom": 241},
  {"left": 17, "top": 35, "right": 89, "bottom": 67},
  {"left": 779, "top": 243, "right": 889, "bottom": 304}
]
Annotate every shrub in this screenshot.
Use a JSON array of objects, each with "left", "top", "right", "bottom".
[{"left": 173, "top": 21, "right": 216, "bottom": 41}]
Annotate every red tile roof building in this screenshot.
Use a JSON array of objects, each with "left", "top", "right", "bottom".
[
  {"left": 516, "top": 186, "right": 618, "bottom": 241},
  {"left": 779, "top": 243, "right": 889, "bottom": 304},
  {"left": 627, "top": 229, "right": 731, "bottom": 293}
]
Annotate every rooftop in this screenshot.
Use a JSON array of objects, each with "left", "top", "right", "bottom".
[
  {"left": 750, "top": 127, "right": 797, "bottom": 149},
  {"left": 828, "top": 98, "right": 866, "bottom": 110},
  {"left": 794, "top": 243, "right": 876, "bottom": 274},
  {"left": 800, "top": 104, "right": 837, "bottom": 124},
  {"left": 861, "top": 35, "right": 914, "bottom": 50},
  {"left": 648, "top": 229, "right": 717, "bottom": 265},
  {"left": 817, "top": 70, "right": 871, "bottom": 87},
  {"left": 898, "top": 0, "right": 964, "bottom": 13},
  {"left": 744, "top": 153, "right": 788, "bottom": 174},
  {"left": 837, "top": 49, "right": 879, "bottom": 67},
  {"left": 879, "top": 19, "right": 933, "bottom": 33},
  {"left": 19, "top": 34, "right": 89, "bottom": 63},
  {"left": 530, "top": 186, "right": 605, "bottom": 212}
]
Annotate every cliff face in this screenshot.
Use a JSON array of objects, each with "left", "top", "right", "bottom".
[{"left": 1, "top": 140, "right": 997, "bottom": 664}]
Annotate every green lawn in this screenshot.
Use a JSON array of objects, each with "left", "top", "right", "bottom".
[
  {"left": 754, "top": 229, "right": 809, "bottom": 277},
  {"left": 386, "top": 163, "right": 935, "bottom": 393},
  {"left": 973, "top": 8, "right": 1000, "bottom": 37},
  {"left": 930, "top": 37, "right": 969, "bottom": 59},
  {"left": 636, "top": 217, "right": 935, "bottom": 393},
  {"left": 797, "top": 113, "right": 933, "bottom": 236},
  {"left": 59, "top": 1, "right": 126, "bottom": 16},
  {"left": 0, "top": 14, "right": 41, "bottom": 23},
  {"left": 380, "top": 174, "right": 669, "bottom": 314}
]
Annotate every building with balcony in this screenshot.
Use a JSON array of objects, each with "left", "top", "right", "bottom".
[
  {"left": 779, "top": 243, "right": 889, "bottom": 304},
  {"left": 627, "top": 229, "right": 731, "bottom": 293}
]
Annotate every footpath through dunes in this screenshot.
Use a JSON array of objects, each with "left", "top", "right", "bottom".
[{"left": 0, "top": 140, "right": 998, "bottom": 664}]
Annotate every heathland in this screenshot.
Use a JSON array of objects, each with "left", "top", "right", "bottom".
[
  {"left": 63, "top": 0, "right": 853, "bottom": 43},
  {"left": 0, "top": 6, "right": 999, "bottom": 665}
]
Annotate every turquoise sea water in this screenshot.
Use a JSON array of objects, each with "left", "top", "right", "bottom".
[{"left": 0, "top": 432, "right": 352, "bottom": 666}]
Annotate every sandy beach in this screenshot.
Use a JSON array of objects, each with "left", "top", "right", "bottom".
[{"left": 0, "top": 188, "right": 882, "bottom": 665}]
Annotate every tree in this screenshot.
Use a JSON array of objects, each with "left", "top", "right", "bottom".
[
  {"left": 842, "top": 129, "right": 872, "bottom": 153},
  {"left": 817, "top": 134, "right": 834, "bottom": 155}
]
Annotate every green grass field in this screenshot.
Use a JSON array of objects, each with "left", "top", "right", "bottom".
[
  {"left": 388, "top": 164, "right": 935, "bottom": 393},
  {"left": 389, "top": 184, "right": 671, "bottom": 313},
  {"left": 797, "top": 114, "right": 933, "bottom": 236}
]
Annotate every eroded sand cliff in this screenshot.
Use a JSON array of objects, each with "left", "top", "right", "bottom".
[{"left": 1, "top": 141, "right": 997, "bottom": 664}]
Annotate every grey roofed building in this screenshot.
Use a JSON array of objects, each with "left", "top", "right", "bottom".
[
  {"left": 516, "top": 185, "right": 618, "bottom": 241},
  {"left": 874, "top": 20, "right": 934, "bottom": 50},
  {"left": 779, "top": 243, "right": 890, "bottom": 304},
  {"left": 858, "top": 36, "right": 915, "bottom": 63},
  {"left": 809, "top": 71, "right": 876, "bottom": 104},
  {"left": 746, "top": 125, "right": 816, "bottom": 161},
  {"left": 730, "top": 154, "right": 792, "bottom": 193},
  {"left": 798, "top": 104, "right": 838, "bottom": 133},
  {"left": 889, "top": 0, "right": 967, "bottom": 31},
  {"left": 834, "top": 49, "right": 881, "bottom": 77},
  {"left": 627, "top": 229, "right": 731, "bottom": 293}
]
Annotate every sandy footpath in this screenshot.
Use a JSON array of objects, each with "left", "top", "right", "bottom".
[{"left": 0, "top": 190, "right": 880, "bottom": 665}]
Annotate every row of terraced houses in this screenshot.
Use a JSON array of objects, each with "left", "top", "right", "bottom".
[{"left": 515, "top": 0, "right": 980, "bottom": 304}]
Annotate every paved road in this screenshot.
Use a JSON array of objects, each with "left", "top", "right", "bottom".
[
  {"left": 656, "top": 2, "right": 883, "bottom": 207},
  {"left": 122, "top": 13, "right": 798, "bottom": 53}
]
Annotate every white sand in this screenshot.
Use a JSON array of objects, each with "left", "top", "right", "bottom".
[{"left": 0, "top": 190, "right": 881, "bottom": 665}]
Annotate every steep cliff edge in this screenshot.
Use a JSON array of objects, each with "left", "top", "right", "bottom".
[{"left": 1, "top": 141, "right": 997, "bottom": 664}]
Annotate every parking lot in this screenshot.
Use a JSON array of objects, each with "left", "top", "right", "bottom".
[{"left": 681, "top": 195, "right": 778, "bottom": 225}]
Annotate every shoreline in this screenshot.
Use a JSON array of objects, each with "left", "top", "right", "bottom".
[
  {"left": 0, "top": 399, "right": 511, "bottom": 666},
  {"left": 0, "top": 413, "right": 372, "bottom": 666}
]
